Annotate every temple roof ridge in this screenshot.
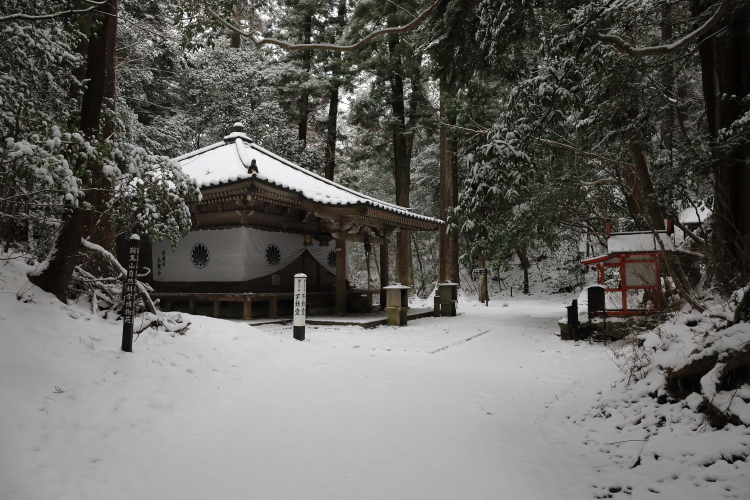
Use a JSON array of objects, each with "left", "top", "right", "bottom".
[{"left": 173, "top": 127, "right": 442, "bottom": 225}]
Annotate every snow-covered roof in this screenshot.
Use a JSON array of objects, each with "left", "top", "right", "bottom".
[
  {"left": 582, "top": 232, "right": 677, "bottom": 266},
  {"left": 679, "top": 206, "right": 711, "bottom": 225},
  {"left": 175, "top": 126, "right": 442, "bottom": 225},
  {"left": 608, "top": 232, "right": 675, "bottom": 253},
  {"left": 581, "top": 254, "right": 612, "bottom": 265}
]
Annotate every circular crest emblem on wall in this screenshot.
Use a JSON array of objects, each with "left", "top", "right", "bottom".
[
  {"left": 327, "top": 249, "right": 336, "bottom": 269},
  {"left": 190, "top": 243, "right": 210, "bottom": 269},
  {"left": 265, "top": 244, "right": 282, "bottom": 266}
]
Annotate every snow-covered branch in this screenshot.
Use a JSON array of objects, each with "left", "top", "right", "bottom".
[
  {"left": 595, "top": 0, "right": 731, "bottom": 57},
  {"left": 80, "top": 237, "right": 127, "bottom": 276},
  {"left": 80, "top": 237, "right": 159, "bottom": 314},
  {"left": 204, "top": 0, "right": 445, "bottom": 52},
  {"left": 0, "top": 0, "right": 109, "bottom": 23}
]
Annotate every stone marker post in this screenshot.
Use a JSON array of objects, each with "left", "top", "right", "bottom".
[
  {"left": 384, "top": 283, "right": 410, "bottom": 326},
  {"left": 121, "top": 234, "right": 140, "bottom": 353},
  {"left": 438, "top": 281, "right": 458, "bottom": 317},
  {"left": 293, "top": 273, "right": 307, "bottom": 341}
]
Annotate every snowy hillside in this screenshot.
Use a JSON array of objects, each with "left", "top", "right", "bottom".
[{"left": 1, "top": 256, "right": 748, "bottom": 499}]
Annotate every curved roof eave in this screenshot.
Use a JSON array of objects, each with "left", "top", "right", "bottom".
[{"left": 176, "top": 137, "right": 443, "bottom": 226}]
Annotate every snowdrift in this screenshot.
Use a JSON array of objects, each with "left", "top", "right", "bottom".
[{"left": 0, "top": 256, "right": 308, "bottom": 499}]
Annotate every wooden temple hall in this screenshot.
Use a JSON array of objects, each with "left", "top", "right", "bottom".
[{"left": 140, "top": 123, "right": 442, "bottom": 319}]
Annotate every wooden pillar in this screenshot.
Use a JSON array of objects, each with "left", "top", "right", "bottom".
[
  {"left": 336, "top": 236, "right": 347, "bottom": 315},
  {"left": 189, "top": 297, "right": 196, "bottom": 315},
  {"left": 269, "top": 297, "right": 278, "bottom": 318},
  {"left": 380, "top": 235, "right": 389, "bottom": 311},
  {"left": 213, "top": 298, "right": 220, "bottom": 317},
  {"left": 243, "top": 297, "right": 252, "bottom": 319}
]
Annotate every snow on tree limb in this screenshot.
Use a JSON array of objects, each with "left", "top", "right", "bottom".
[
  {"left": 80, "top": 237, "right": 127, "bottom": 277},
  {"left": 0, "top": 0, "right": 109, "bottom": 23},
  {"left": 203, "top": 0, "right": 445, "bottom": 52},
  {"left": 595, "top": 0, "right": 731, "bottom": 57},
  {"left": 80, "top": 237, "right": 159, "bottom": 314}
]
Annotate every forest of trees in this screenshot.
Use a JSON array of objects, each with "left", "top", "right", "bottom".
[{"left": 1, "top": 0, "right": 748, "bottom": 301}]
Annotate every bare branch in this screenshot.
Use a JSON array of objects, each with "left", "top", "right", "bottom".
[
  {"left": 652, "top": 227, "right": 705, "bottom": 313},
  {"left": 385, "top": 0, "right": 417, "bottom": 19},
  {"left": 444, "top": 123, "right": 487, "bottom": 135},
  {"left": 532, "top": 137, "right": 638, "bottom": 169},
  {"left": 596, "top": 0, "right": 731, "bottom": 57},
  {"left": 580, "top": 178, "right": 626, "bottom": 188},
  {"left": 0, "top": 189, "right": 67, "bottom": 202},
  {"left": 137, "top": 281, "right": 157, "bottom": 314},
  {"left": 0, "top": 212, "right": 63, "bottom": 224},
  {"left": 0, "top": 0, "right": 109, "bottom": 22},
  {"left": 203, "top": 0, "right": 445, "bottom": 52},
  {"left": 673, "top": 218, "right": 708, "bottom": 247}
]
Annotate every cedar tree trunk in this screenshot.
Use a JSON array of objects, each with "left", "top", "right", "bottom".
[
  {"left": 477, "top": 255, "right": 488, "bottom": 303},
  {"left": 230, "top": 5, "right": 242, "bottom": 48},
  {"left": 439, "top": 91, "right": 459, "bottom": 283},
  {"left": 388, "top": 34, "right": 414, "bottom": 287},
  {"left": 298, "top": 14, "right": 312, "bottom": 143},
  {"left": 693, "top": 0, "right": 750, "bottom": 283},
  {"left": 516, "top": 248, "right": 530, "bottom": 294},
  {"left": 29, "top": 0, "right": 118, "bottom": 301},
  {"left": 324, "top": 0, "right": 346, "bottom": 181},
  {"left": 610, "top": 79, "right": 664, "bottom": 229}
]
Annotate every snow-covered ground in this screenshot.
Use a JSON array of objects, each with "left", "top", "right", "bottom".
[{"left": 1, "top": 257, "right": 748, "bottom": 499}]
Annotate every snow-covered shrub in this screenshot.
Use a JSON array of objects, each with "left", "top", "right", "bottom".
[
  {"left": 0, "top": 18, "right": 84, "bottom": 255},
  {"left": 0, "top": 4, "right": 199, "bottom": 263}
]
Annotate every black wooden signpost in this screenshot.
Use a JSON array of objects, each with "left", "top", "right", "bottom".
[
  {"left": 293, "top": 273, "right": 307, "bottom": 341},
  {"left": 121, "top": 234, "right": 140, "bottom": 353}
]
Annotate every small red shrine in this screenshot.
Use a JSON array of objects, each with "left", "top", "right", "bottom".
[{"left": 582, "top": 222, "right": 675, "bottom": 315}]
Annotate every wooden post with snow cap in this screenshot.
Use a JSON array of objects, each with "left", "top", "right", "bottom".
[
  {"left": 293, "top": 273, "right": 307, "bottom": 341},
  {"left": 121, "top": 234, "right": 140, "bottom": 353}
]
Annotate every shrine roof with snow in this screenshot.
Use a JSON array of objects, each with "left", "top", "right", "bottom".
[
  {"left": 607, "top": 231, "right": 675, "bottom": 253},
  {"left": 581, "top": 230, "right": 676, "bottom": 266},
  {"left": 175, "top": 124, "right": 442, "bottom": 227}
]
